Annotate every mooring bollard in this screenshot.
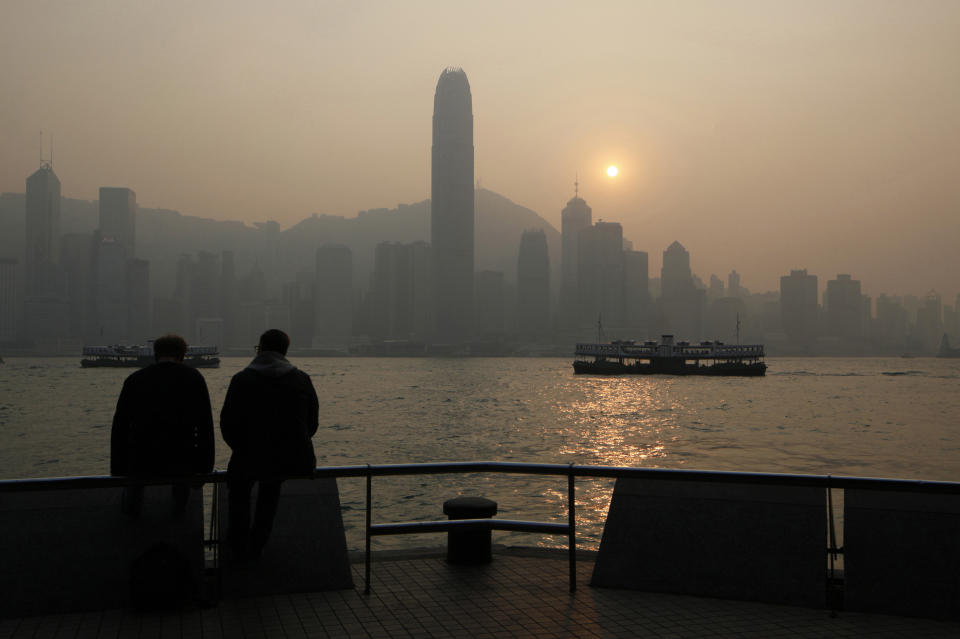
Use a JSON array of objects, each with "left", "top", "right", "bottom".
[{"left": 442, "top": 496, "right": 498, "bottom": 564}]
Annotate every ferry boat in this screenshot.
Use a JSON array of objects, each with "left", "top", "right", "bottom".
[
  {"left": 574, "top": 334, "right": 766, "bottom": 376},
  {"left": 81, "top": 344, "right": 221, "bottom": 368},
  {"left": 936, "top": 334, "right": 960, "bottom": 358}
]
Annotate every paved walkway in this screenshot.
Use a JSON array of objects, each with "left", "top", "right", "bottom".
[{"left": 2, "top": 549, "right": 958, "bottom": 638}]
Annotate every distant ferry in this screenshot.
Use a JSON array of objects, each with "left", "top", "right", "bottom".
[
  {"left": 80, "top": 344, "right": 220, "bottom": 368},
  {"left": 574, "top": 335, "right": 767, "bottom": 376},
  {"left": 937, "top": 334, "right": 960, "bottom": 358}
]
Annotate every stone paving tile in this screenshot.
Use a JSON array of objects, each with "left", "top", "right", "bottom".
[{"left": 3, "top": 552, "right": 960, "bottom": 638}]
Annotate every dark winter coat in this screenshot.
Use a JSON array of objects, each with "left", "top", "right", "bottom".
[
  {"left": 220, "top": 352, "right": 319, "bottom": 478},
  {"left": 111, "top": 361, "right": 215, "bottom": 476}
]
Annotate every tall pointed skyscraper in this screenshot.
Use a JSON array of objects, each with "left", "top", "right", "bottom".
[
  {"left": 23, "top": 154, "right": 69, "bottom": 344},
  {"left": 431, "top": 67, "right": 474, "bottom": 344},
  {"left": 24, "top": 161, "right": 61, "bottom": 298}
]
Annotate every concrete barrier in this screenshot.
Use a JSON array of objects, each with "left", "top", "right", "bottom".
[
  {"left": 591, "top": 478, "right": 826, "bottom": 607},
  {"left": 844, "top": 489, "right": 960, "bottom": 619},
  {"left": 217, "top": 477, "right": 353, "bottom": 597},
  {"left": 0, "top": 484, "right": 204, "bottom": 617}
]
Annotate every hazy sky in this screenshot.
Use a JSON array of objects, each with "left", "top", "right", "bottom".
[{"left": 2, "top": 1, "right": 958, "bottom": 299}]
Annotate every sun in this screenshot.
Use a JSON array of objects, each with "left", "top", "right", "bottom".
[{"left": 606, "top": 165, "right": 619, "bottom": 178}]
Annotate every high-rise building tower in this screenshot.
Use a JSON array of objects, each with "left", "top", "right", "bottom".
[
  {"left": 876, "top": 294, "right": 907, "bottom": 350},
  {"left": 23, "top": 159, "right": 69, "bottom": 345},
  {"left": 90, "top": 187, "right": 138, "bottom": 342},
  {"left": 369, "top": 242, "right": 410, "bottom": 340},
  {"left": 369, "top": 241, "right": 434, "bottom": 341},
  {"left": 661, "top": 241, "right": 693, "bottom": 296},
  {"left": 24, "top": 163, "right": 61, "bottom": 297},
  {"left": 915, "top": 291, "right": 943, "bottom": 352},
  {"left": 92, "top": 236, "right": 128, "bottom": 342},
  {"left": 780, "top": 269, "right": 818, "bottom": 347},
  {"left": 559, "top": 186, "right": 592, "bottom": 330},
  {"left": 659, "top": 241, "right": 704, "bottom": 339},
  {"left": 431, "top": 67, "right": 474, "bottom": 344},
  {"left": 624, "top": 249, "right": 651, "bottom": 335},
  {"left": 825, "top": 274, "right": 863, "bottom": 340},
  {"left": 0, "top": 258, "right": 17, "bottom": 342},
  {"left": 220, "top": 250, "right": 239, "bottom": 347},
  {"left": 516, "top": 229, "right": 550, "bottom": 338},
  {"left": 98, "top": 187, "right": 136, "bottom": 257},
  {"left": 728, "top": 270, "right": 742, "bottom": 298},
  {"left": 578, "top": 222, "right": 625, "bottom": 331},
  {"left": 126, "top": 258, "right": 150, "bottom": 344}
]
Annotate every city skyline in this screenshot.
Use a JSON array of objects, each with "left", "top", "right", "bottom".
[
  {"left": 4, "top": 156, "right": 957, "bottom": 357},
  {"left": 2, "top": 173, "right": 957, "bottom": 303},
  {"left": 2, "top": 2, "right": 959, "bottom": 299}
]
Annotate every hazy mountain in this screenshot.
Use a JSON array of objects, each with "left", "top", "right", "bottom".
[
  {"left": 280, "top": 188, "right": 561, "bottom": 288},
  {"left": 0, "top": 188, "right": 561, "bottom": 298}
]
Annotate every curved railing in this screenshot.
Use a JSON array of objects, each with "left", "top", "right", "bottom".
[
  {"left": 3, "top": 463, "right": 960, "bottom": 595},
  {"left": 5, "top": 461, "right": 960, "bottom": 493}
]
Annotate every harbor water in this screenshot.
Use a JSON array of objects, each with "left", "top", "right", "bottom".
[{"left": 1, "top": 356, "right": 959, "bottom": 551}]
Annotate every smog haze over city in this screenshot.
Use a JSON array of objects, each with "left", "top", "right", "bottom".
[
  {"left": 2, "top": 1, "right": 959, "bottom": 356},
  {"left": 4, "top": 1, "right": 958, "bottom": 294}
]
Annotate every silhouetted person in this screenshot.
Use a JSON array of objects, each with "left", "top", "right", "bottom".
[
  {"left": 221, "top": 329, "right": 319, "bottom": 559},
  {"left": 111, "top": 334, "right": 215, "bottom": 518}
]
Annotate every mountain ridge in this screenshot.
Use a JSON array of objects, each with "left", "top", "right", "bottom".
[{"left": 0, "top": 188, "right": 561, "bottom": 297}]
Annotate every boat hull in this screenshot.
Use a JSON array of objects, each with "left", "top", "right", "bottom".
[
  {"left": 80, "top": 357, "right": 220, "bottom": 369},
  {"left": 573, "top": 360, "right": 767, "bottom": 376}
]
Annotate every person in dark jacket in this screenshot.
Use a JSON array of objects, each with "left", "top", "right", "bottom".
[
  {"left": 221, "top": 328, "right": 319, "bottom": 559},
  {"left": 111, "top": 334, "right": 215, "bottom": 517}
]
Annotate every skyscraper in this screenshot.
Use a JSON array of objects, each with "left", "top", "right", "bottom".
[
  {"left": 516, "top": 229, "right": 550, "bottom": 338},
  {"left": 915, "top": 291, "right": 943, "bottom": 352},
  {"left": 559, "top": 188, "right": 592, "bottom": 330},
  {"left": 220, "top": 250, "right": 239, "bottom": 347},
  {"left": 23, "top": 161, "right": 68, "bottom": 345},
  {"left": 623, "top": 249, "right": 651, "bottom": 335},
  {"left": 780, "top": 269, "right": 818, "bottom": 347},
  {"left": 728, "top": 270, "right": 742, "bottom": 298},
  {"left": 98, "top": 187, "right": 136, "bottom": 257},
  {"left": 369, "top": 242, "right": 411, "bottom": 340},
  {"left": 661, "top": 242, "right": 693, "bottom": 296},
  {"left": 578, "top": 222, "right": 625, "bottom": 331},
  {"left": 92, "top": 236, "right": 128, "bottom": 342},
  {"left": 24, "top": 163, "right": 61, "bottom": 297},
  {"left": 659, "top": 241, "right": 704, "bottom": 339},
  {"left": 126, "top": 258, "right": 150, "bottom": 344},
  {"left": 825, "top": 274, "right": 863, "bottom": 340},
  {"left": 0, "top": 258, "right": 17, "bottom": 342},
  {"left": 431, "top": 67, "right": 474, "bottom": 344},
  {"left": 89, "top": 188, "right": 138, "bottom": 342},
  {"left": 60, "top": 234, "right": 93, "bottom": 339}
]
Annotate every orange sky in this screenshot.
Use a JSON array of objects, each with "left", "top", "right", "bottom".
[{"left": 2, "top": 1, "right": 958, "bottom": 299}]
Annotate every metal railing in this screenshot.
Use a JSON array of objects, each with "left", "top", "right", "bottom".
[
  {"left": 361, "top": 463, "right": 577, "bottom": 594},
  {"left": 4, "top": 462, "right": 960, "bottom": 597}
]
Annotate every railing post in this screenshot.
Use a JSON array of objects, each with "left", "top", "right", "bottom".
[
  {"left": 365, "top": 464, "right": 372, "bottom": 595},
  {"left": 210, "top": 480, "right": 219, "bottom": 601},
  {"left": 568, "top": 463, "right": 576, "bottom": 593}
]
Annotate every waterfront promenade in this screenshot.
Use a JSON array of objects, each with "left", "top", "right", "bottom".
[{"left": 2, "top": 548, "right": 957, "bottom": 639}]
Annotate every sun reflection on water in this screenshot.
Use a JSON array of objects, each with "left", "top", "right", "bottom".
[{"left": 557, "top": 377, "right": 682, "bottom": 468}]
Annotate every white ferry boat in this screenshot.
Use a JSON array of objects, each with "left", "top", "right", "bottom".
[
  {"left": 80, "top": 344, "right": 220, "bottom": 368},
  {"left": 574, "top": 334, "right": 766, "bottom": 376}
]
